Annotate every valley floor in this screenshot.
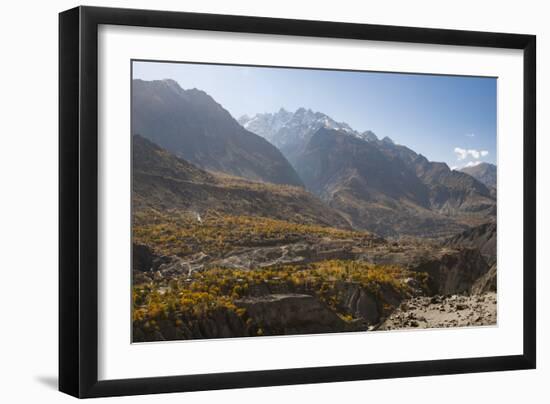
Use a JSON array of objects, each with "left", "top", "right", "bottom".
[{"left": 131, "top": 209, "right": 496, "bottom": 342}]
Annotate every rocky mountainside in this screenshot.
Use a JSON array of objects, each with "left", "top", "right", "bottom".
[
  {"left": 132, "top": 134, "right": 349, "bottom": 228},
  {"left": 291, "top": 127, "right": 494, "bottom": 237},
  {"left": 460, "top": 162, "right": 497, "bottom": 189},
  {"left": 404, "top": 155, "right": 495, "bottom": 216},
  {"left": 132, "top": 79, "right": 303, "bottom": 186}
]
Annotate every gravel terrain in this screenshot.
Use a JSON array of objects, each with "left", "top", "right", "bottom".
[{"left": 378, "top": 292, "right": 497, "bottom": 330}]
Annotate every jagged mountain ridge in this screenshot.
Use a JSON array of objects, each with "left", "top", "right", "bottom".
[
  {"left": 242, "top": 109, "right": 496, "bottom": 237},
  {"left": 460, "top": 162, "right": 497, "bottom": 189},
  {"left": 132, "top": 79, "right": 303, "bottom": 187},
  {"left": 373, "top": 140, "right": 495, "bottom": 214}
]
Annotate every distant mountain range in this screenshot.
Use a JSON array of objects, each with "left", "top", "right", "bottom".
[
  {"left": 132, "top": 79, "right": 303, "bottom": 187},
  {"left": 460, "top": 162, "right": 497, "bottom": 189},
  {"left": 132, "top": 79, "right": 495, "bottom": 238},
  {"left": 293, "top": 127, "right": 494, "bottom": 236}
]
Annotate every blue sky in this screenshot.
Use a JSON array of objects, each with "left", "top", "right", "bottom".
[{"left": 133, "top": 60, "right": 497, "bottom": 168}]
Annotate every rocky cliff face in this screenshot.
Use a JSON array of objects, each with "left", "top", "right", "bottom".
[
  {"left": 408, "top": 248, "right": 490, "bottom": 295},
  {"left": 133, "top": 307, "right": 251, "bottom": 342},
  {"left": 235, "top": 294, "right": 350, "bottom": 336},
  {"left": 354, "top": 244, "right": 492, "bottom": 296},
  {"left": 471, "top": 264, "right": 497, "bottom": 294},
  {"left": 444, "top": 221, "right": 497, "bottom": 264}
]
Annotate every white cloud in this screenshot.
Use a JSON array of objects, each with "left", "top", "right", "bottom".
[
  {"left": 454, "top": 147, "right": 489, "bottom": 160},
  {"left": 464, "top": 161, "right": 482, "bottom": 168},
  {"left": 454, "top": 147, "right": 468, "bottom": 160},
  {"left": 466, "top": 133, "right": 475, "bottom": 137}
]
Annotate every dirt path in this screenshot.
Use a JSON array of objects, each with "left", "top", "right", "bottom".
[{"left": 378, "top": 292, "right": 497, "bottom": 330}]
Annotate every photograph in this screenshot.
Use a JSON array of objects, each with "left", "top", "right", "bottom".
[{"left": 130, "top": 60, "right": 498, "bottom": 343}]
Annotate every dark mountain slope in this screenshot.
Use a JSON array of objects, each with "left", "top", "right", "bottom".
[
  {"left": 295, "top": 128, "right": 430, "bottom": 206},
  {"left": 444, "top": 221, "right": 497, "bottom": 264},
  {"left": 132, "top": 79, "right": 303, "bottom": 186},
  {"left": 132, "top": 135, "right": 349, "bottom": 229},
  {"left": 293, "top": 128, "right": 466, "bottom": 237}
]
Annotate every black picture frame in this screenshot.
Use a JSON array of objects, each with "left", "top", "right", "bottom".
[{"left": 59, "top": 5, "right": 536, "bottom": 398}]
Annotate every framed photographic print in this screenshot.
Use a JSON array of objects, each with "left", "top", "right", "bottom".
[{"left": 59, "top": 6, "right": 536, "bottom": 398}]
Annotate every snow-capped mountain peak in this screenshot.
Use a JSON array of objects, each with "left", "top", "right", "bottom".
[
  {"left": 238, "top": 107, "right": 371, "bottom": 149},
  {"left": 358, "top": 130, "right": 379, "bottom": 142}
]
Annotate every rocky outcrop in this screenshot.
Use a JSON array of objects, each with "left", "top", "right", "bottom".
[
  {"left": 132, "top": 243, "right": 171, "bottom": 272},
  {"left": 333, "top": 283, "right": 380, "bottom": 325},
  {"left": 133, "top": 293, "right": 355, "bottom": 341},
  {"left": 132, "top": 243, "right": 155, "bottom": 272},
  {"left": 236, "top": 294, "right": 350, "bottom": 336},
  {"left": 410, "top": 248, "right": 490, "bottom": 295},
  {"left": 360, "top": 246, "right": 490, "bottom": 296},
  {"left": 444, "top": 221, "right": 496, "bottom": 265}
]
